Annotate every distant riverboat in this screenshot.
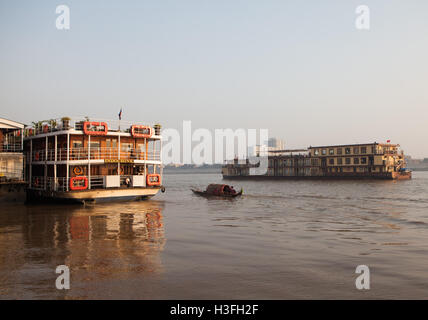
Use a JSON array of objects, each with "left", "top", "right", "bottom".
[{"left": 223, "top": 142, "right": 412, "bottom": 180}]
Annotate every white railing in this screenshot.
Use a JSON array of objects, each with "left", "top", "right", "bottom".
[
  {"left": 24, "top": 118, "right": 161, "bottom": 137},
  {"left": 0, "top": 168, "right": 25, "bottom": 182},
  {"left": 29, "top": 175, "right": 161, "bottom": 191},
  {"left": 28, "top": 147, "right": 161, "bottom": 162},
  {"left": 1, "top": 143, "right": 23, "bottom": 152}
]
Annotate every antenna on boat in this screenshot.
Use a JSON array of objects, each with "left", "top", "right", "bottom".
[{"left": 118, "top": 107, "right": 123, "bottom": 174}]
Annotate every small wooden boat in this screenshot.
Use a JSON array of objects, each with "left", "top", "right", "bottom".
[{"left": 191, "top": 184, "right": 243, "bottom": 198}]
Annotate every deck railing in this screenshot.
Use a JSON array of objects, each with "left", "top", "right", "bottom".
[
  {"left": 0, "top": 168, "right": 25, "bottom": 183},
  {"left": 28, "top": 147, "right": 161, "bottom": 162},
  {"left": 29, "top": 175, "right": 157, "bottom": 191},
  {"left": 1, "top": 143, "right": 23, "bottom": 152},
  {"left": 23, "top": 118, "right": 160, "bottom": 137}
]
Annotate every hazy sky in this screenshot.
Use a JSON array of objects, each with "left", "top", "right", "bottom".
[{"left": 1, "top": 0, "right": 427, "bottom": 158}]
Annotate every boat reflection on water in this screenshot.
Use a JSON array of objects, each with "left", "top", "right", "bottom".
[{"left": 0, "top": 201, "right": 165, "bottom": 298}]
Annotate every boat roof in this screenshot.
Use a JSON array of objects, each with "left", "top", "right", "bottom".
[
  {"left": 309, "top": 142, "right": 399, "bottom": 149},
  {"left": 0, "top": 117, "right": 25, "bottom": 129}
]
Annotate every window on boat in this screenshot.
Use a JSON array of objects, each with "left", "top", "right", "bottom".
[
  {"left": 121, "top": 143, "right": 133, "bottom": 152},
  {"left": 106, "top": 139, "right": 117, "bottom": 149},
  {"left": 73, "top": 141, "right": 83, "bottom": 150},
  {"left": 90, "top": 141, "right": 100, "bottom": 150}
]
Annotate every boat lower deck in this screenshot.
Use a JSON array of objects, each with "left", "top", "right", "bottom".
[{"left": 26, "top": 186, "right": 163, "bottom": 204}]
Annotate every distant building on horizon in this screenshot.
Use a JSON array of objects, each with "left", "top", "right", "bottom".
[{"left": 249, "top": 137, "right": 285, "bottom": 157}]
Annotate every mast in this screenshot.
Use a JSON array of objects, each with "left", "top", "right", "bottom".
[{"left": 118, "top": 119, "right": 121, "bottom": 176}]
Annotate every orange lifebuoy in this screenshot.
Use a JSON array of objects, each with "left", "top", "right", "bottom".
[
  {"left": 131, "top": 125, "right": 153, "bottom": 138},
  {"left": 43, "top": 125, "right": 49, "bottom": 133},
  {"left": 147, "top": 174, "right": 161, "bottom": 186},
  {"left": 35, "top": 152, "right": 40, "bottom": 161},
  {"left": 70, "top": 176, "right": 88, "bottom": 191},
  {"left": 73, "top": 166, "right": 84, "bottom": 176}
]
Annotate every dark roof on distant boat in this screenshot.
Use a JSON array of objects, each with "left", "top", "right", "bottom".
[{"left": 308, "top": 142, "right": 398, "bottom": 149}]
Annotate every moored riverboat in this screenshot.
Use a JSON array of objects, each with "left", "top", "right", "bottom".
[
  {"left": 223, "top": 142, "right": 412, "bottom": 180},
  {"left": 24, "top": 117, "right": 164, "bottom": 203}
]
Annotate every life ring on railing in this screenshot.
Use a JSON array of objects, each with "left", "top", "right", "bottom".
[
  {"left": 43, "top": 125, "right": 49, "bottom": 133},
  {"left": 73, "top": 166, "right": 84, "bottom": 176},
  {"left": 147, "top": 174, "right": 161, "bottom": 186},
  {"left": 69, "top": 176, "right": 88, "bottom": 191},
  {"left": 131, "top": 125, "right": 153, "bottom": 138},
  {"left": 83, "top": 121, "right": 108, "bottom": 136},
  {"left": 34, "top": 177, "right": 40, "bottom": 187},
  {"left": 35, "top": 151, "right": 40, "bottom": 161}
]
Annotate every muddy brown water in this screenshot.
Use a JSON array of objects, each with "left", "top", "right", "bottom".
[{"left": 1, "top": 172, "right": 427, "bottom": 299}]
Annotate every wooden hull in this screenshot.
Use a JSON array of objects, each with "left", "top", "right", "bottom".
[
  {"left": 191, "top": 189, "right": 243, "bottom": 198},
  {"left": 27, "top": 187, "right": 161, "bottom": 204}
]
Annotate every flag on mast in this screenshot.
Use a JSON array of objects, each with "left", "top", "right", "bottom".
[{"left": 118, "top": 108, "right": 123, "bottom": 120}]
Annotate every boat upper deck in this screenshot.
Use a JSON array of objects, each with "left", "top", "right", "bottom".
[{"left": 23, "top": 118, "right": 161, "bottom": 140}]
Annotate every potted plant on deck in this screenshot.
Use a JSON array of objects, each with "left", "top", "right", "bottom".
[
  {"left": 61, "top": 117, "right": 71, "bottom": 130},
  {"left": 154, "top": 123, "right": 161, "bottom": 136}
]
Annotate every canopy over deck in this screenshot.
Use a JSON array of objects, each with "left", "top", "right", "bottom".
[{"left": 0, "top": 118, "right": 25, "bottom": 130}]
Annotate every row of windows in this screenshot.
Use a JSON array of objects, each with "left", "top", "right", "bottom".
[
  {"left": 269, "top": 157, "right": 370, "bottom": 167},
  {"left": 270, "top": 159, "right": 312, "bottom": 166},
  {"left": 268, "top": 168, "right": 314, "bottom": 176},
  {"left": 313, "top": 146, "right": 373, "bottom": 156},
  {"left": 328, "top": 157, "right": 368, "bottom": 165}
]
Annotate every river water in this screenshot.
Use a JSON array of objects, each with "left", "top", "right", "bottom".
[{"left": 1, "top": 172, "right": 428, "bottom": 299}]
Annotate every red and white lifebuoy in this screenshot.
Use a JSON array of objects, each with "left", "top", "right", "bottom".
[
  {"left": 83, "top": 122, "right": 108, "bottom": 136},
  {"left": 69, "top": 176, "right": 88, "bottom": 191},
  {"left": 131, "top": 125, "right": 153, "bottom": 138},
  {"left": 146, "top": 174, "right": 161, "bottom": 186}
]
